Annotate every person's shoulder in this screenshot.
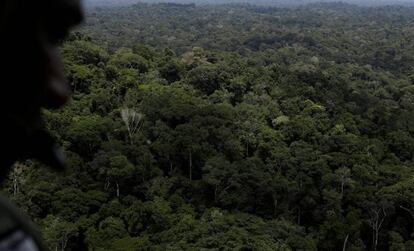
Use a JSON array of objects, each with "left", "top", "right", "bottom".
[{"left": 0, "top": 196, "right": 48, "bottom": 251}]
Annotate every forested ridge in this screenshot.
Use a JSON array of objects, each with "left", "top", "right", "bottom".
[{"left": 2, "top": 2, "right": 414, "bottom": 250}]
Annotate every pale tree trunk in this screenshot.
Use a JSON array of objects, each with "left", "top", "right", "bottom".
[
  {"left": 336, "top": 167, "right": 351, "bottom": 198},
  {"left": 188, "top": 150, "right": 192, "bottom": 181},
  {"left": 369, "top": 208, "right": 386, "bottom": 251},
  {"left": 61, "top": 233, "right": 68, "bottom": 251},
  {"left": 127, "top": 129, "right": 133, "bottom": 145},
  {"left": 116, "top": 182, "right": 120, "bottom": 197},
  {"left": 11, "top": 163, "right": 24, "bottom": 197},
  {"left": 104, "top": 178, "right": 110, "bottom": 191},
  {"left": 343, "top": 234, "right": 349, "bottom": 251},
  {"left": 12, "top": 172, "right": 18, "bottom": 197}
]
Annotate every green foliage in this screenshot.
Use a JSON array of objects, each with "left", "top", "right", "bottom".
[
  {"left": 38, "top": 215, "right": 78, "bottom": 251},
  {"left": 4, "top": 2, "right": 414, "bottom": 250}
]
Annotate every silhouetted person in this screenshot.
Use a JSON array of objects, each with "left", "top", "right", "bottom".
[{"left": 0, "top": 0, "right": 83, "bottom": 250}]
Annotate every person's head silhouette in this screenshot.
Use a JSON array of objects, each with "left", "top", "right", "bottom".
[
  {"left": 0, "top": 1, "right": 83, "bottom": 250},
  {"left": 0, "top": 0, "right": 83, "bottom": 176}
]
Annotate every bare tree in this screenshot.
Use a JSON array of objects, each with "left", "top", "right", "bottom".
[
  {"left": 368, "top": 207, "right": 387, "bottom": 251},
  {"left": 121, "top": 108, "right": 143, "bottom": 145},
  {"left": 335, "top": 167, "right": 353, "bottom": 198},
  {"left": 11, "top": 162, "right": 25, "bottom": 197}
]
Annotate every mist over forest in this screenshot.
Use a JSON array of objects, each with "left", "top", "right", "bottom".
[{"left": 84, "top": 0, "right": 414, "bottom": 7}]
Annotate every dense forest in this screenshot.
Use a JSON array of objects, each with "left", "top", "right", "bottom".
[{"left": 3, "top": 2, "right": 414, "bottom": 250}]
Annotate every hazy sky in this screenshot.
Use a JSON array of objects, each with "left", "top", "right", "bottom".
[{"left": 84, "top": 0, "right": 414, "bottom": 5}]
